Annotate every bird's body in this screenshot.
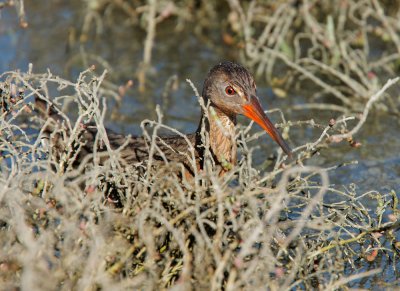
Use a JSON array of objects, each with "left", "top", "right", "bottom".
[{"left": 36, "top": 62, "right": 291, "bottom": 176}]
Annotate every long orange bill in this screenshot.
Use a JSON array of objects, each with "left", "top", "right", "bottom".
[{"left": 242, "top": 96, "right": 292, "bottom": 157}]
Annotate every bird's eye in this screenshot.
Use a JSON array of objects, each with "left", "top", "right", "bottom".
[{"left": 225, "top": 86, "right": 236, "bottom": 96}]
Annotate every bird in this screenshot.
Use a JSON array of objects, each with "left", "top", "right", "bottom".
[{"left": 35, "top": 61, "right": 292, "bottom": 178}]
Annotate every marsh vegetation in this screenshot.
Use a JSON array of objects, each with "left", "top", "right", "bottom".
[{"left": 0, "top": 0, "right": 400, "bottom": 289}]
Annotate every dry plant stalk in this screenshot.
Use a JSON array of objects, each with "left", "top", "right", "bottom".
[
  {"left": 0, "top": 66, "right": 399, "bottom": 290},
  {"left": 0, "top": 0, "right": 27, "bottom": 27}
]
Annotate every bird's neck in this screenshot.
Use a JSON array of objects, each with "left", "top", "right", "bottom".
[{"left": 197, "top": 105, "right": 237, "bottom": 168}]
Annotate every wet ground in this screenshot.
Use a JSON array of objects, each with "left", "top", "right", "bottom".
[{"left": 1, "top": 1, "right": 399, "bottom": 287}]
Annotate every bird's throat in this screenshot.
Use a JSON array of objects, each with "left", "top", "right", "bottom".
[{"left": 207, "top": 106, "right": 237, "bottom": 168}]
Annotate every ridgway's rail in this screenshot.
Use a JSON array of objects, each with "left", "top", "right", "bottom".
[{"left": 36, "top": 62, "right": 292, "bottom": 176}]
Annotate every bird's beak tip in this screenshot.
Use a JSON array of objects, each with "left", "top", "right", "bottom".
[{"left": 241, "top": 98, "right": 292, "bottom": 157}]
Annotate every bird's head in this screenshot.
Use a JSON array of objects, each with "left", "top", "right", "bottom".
[{"left": 202, "top": 61, "right": 292, "bottom": 157}]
